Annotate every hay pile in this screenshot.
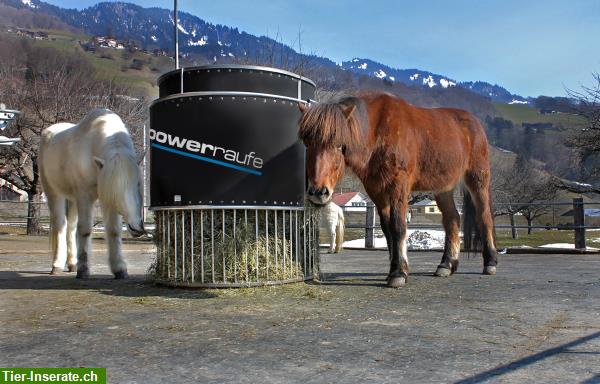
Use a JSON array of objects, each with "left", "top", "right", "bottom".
[{"left": 151, "top": 206, "right": 320, "bottom": 286}]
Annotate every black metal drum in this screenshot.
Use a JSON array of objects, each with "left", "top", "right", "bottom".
[{"left": 150, "top": 65, "right": 316, "bottom": 208}]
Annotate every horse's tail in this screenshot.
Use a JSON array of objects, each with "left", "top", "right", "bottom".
[
  {"left": 335, "top": 206, "right": 345, "bottom": 253},
  {"left": 462, "top": 187, "right": 481, "bottom": 252}
]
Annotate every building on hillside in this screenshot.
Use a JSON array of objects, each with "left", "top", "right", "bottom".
[
  {"left": 332, "top": 191, "right": 372, "bottom": 212},
  {"left": 411, "top": 199, "right": 441, "bottom": 214}
]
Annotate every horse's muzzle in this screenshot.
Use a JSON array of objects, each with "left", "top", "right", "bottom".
[
  {"left": 307, "top": 186, "right": 331, "bottom": 206},
  {"left": 127, "top": 223, "right": 146, "bottom": 238}
]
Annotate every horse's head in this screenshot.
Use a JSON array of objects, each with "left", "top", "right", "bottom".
[
  {"left": 298, "top": 101, "right": 356, "bottom": 206},
  {"left": 94, "top": 154, "right": 145, "bottom": 237}
]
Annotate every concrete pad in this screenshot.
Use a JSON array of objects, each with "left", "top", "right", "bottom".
[{"left": 1, "top": 235, "right": 599, "bottom": 383}]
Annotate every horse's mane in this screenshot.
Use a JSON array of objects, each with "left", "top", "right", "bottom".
[
  {"left": 298, "top": 97, "right": 363, "bottom": 147},
  {"left": 97, "top": 132, "right": 139, "bottom": 211}
]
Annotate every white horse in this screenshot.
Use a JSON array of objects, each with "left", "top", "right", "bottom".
[
  {"left": 320, "top": 201, "right": 345, "bottom": 253},
  {"left": 39, "top": 108, "right": 145, "bottom": 279}
]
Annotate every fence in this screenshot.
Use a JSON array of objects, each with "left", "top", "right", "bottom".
[
  {"left": 0, "top": 200, "right": 150, "bottom": 231},
  {"left": 338, "top": 198, "right": 599, "bottom": 250},
  {"left": 2, "top": 198, "right": 599, "bottom": 250}
]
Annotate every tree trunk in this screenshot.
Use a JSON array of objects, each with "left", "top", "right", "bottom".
[
  {"left": 26, "top": 190, "right": 43, "bottom": 235},
  {"left": 527, "top": 217, "right": 533, "bottom": 235},
  {"left": 509, "top": 213, "right": 518, "bottom": 239}
]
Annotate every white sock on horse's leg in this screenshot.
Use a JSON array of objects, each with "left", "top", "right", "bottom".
[
  {"left": 49, "top": 197, "right": 67, "bottom": 273},
  {"left": 400, "top": 230, "right": 409, "bottom": 272},
  {"left": 105, "top": 210, "right": 127, "bottom": 278},
  {"left": 51, "top": 221, "right": 67, "bottom": 271},
  {"left": 328, "top": 225, "right": 336, "bottom": 253},
  {"left": 66, "top": 200, "right": 78, "bottom": 272}
]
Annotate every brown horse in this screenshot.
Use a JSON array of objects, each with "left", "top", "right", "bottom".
[{"left": 298, "top": 93, "right": 498, "bottom": 288}]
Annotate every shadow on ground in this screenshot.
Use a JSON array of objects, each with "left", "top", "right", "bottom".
[
  {"left": 454, "top": 331, "right": 600, "bottom": 384},
  {"left": 0, "top": 271, "right": 217, "bottom": 299}
]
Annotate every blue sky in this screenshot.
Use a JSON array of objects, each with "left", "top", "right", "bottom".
[{"left": 45, "top": 0, "right": 600, "bottom": 97}]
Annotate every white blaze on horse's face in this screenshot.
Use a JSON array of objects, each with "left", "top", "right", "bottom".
[
  {"left": 95, "top": 155, "right": 145, "bottom": 237},
  {"left": 305, "top": 145, "right": 345, "bottom": 206}
]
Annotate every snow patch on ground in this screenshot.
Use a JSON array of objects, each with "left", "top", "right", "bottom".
[
  {"left": 358, "top": 62, "right": 367, "bottom": 70},
  {"left": 497, "top": 147, "right": 514, "bottom": 154},
  {"left": 539, "top": 243, "right": 599, "bottom": 250},
  {"left": 177, "top": 23, "right": 189, "bottom": 35},
  {"left": 374, "top": 69, "right": 386, "bottom": 79},
  {"left": 21, "top": 0, "right": 37, "bottom": 8},
  {"left": 341, "top": 229, "right": 446, "bottom": 250},
  {"left": 189, "top": 36, "right": 208, "bottom": 46},
  {"left": 410, "top": 73, "right": 419, "bottom": 81},
  {"left": 423, "top": 75, "right": 436, "bottom": 88},
  {"left": 440, "top": 78, "right": 456, "bottom": 88},
  {"left": 509, "top": 99, "right": 529, "bottom": 105}
]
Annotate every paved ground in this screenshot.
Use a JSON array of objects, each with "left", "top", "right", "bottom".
[{"left": 1, "top": 234, "right": 599, "bottom": 383}]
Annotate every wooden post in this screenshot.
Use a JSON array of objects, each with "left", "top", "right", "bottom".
[
  {"left": 573, "top": 198, "right": 586, "bottom": 249},
  {"left": 365, "top": 203, "right": 375, "bottom": 249}
]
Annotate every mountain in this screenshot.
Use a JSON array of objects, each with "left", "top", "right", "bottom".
[
  {"left": 2, "top": 0, "right": 335, "bottom": 69},
  {"left": 1, "top": 0, "right": 528, "bottom": 103},
  {"left": 341, "top": 58, "right": 528, "bottom": 103}
]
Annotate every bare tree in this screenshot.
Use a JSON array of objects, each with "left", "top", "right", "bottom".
[
  {"left": 492, "top": 153, "right": 557, "bottom": 238},
  {"left": 0, "top": 42, "right": 147, "bottom": 234},
  {"left": 565, "top": 73, "right": 600, "bottom": 179}
]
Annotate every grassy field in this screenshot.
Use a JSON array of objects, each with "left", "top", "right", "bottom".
[
  {"left": 493, "top": 102, "right": 584, "bottom": 126},
  {"left": 10, "top": 29, "right": 173, "bottom": 98}
]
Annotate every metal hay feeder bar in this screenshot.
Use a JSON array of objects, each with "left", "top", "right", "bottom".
[{"left": 150, "top": 65, "right": 318, "bottom": 287}]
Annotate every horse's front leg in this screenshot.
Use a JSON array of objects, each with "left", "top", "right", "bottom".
[
  {"left": 328, "top": 224, "right": 336, "bottom": 253},
  {"left": 388, "top": 196, "right": 409, "bottom": 288},
  {"left": 104, "top": 209, "right": 128, "bottom": 279},
  {"left": 75, "top": 197, "right": 94, "bottom": 279},
  {"left": 47, "top": 195, "right": 67, "bottom": 274}
]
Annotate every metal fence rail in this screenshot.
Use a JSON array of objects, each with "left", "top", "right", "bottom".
[{"left": 336, "top": 198, "right": 597, "bottom": 250}]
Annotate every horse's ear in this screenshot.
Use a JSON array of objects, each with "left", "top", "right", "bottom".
[
  {"left": 93, "top": 156, "right": 105, "bottom": 170},
  {"left": 342, "top": 104, "right": 356, "bottom": 120},
  {"left": 298, "top": 102, "right": 308, "bottom": 114}
]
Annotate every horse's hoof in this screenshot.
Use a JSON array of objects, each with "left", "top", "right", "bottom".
[
  {"left": 67, "top": 265, "right": 77, "bottom": 273},
  {"left": 50, "top": 267, "right": 62, "bottom": 275},
  {"left": 387, "top": 276, "right": 406, "bottom": 288},
  {"left": 483, "top": 266, "right": 497, "bottom": 275},
  {"left": 434, "top": 267, "right": 452, "bottom": 277},
  {"left": 76, "top": 269, "right": 90, "bottom": 279},
  {"left": 114, "top": 270, "right": 129, "bottom": 279}
]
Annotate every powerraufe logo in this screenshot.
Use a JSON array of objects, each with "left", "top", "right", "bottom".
[{"left": 149, "top": 129, "right": 263, "bottom": 176}]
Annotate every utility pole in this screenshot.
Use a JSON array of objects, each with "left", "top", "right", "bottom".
[{"left": 174, "top": 0, "right": 179, "bottom": 69}]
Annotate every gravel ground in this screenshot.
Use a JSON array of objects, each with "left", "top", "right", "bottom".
[{"left": 1, "top": 234, "right": 599, "bottom": 383}]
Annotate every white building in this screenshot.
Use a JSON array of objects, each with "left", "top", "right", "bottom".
[{"left": 332, "top": 191, "right": 372, "bottom": 212}]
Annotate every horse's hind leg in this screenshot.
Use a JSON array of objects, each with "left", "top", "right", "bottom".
[
  {"left": 104, "top": 209, "right": 128, "bottom": 279},
  {"left": 65, "top": 200, "right": 78, "bottom": 272},
  {"left": 434, "top": 191, "right": 460, "bottom": 277},
  {"left": 465, "top": 170, "right": 498, "bottom": 275},
  {"left": 48, "top": 195, "right": 67, "bottom": 274}
]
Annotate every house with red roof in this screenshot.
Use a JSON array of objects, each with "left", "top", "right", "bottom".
[{"left": 332, "top": 191, "right": 371, "bottom": 212}]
